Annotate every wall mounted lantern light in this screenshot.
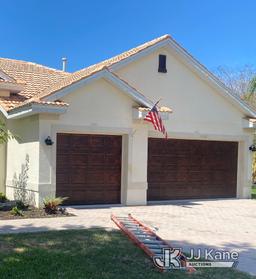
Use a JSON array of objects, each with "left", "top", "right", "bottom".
[
  {"left": 249, "top": 144, "right": 256, "bottom": 152},
  {"left": 45, "top": 136, "right": 54, "bottom": 146}
]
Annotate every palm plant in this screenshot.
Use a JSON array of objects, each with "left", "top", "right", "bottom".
[
  {"left": 244, "top": 76, "right": 256, "bottom": 106},
  {"left": 246, "top": 76, "right": 256, "bottom": 184},
  {"left": 0, "top": 120, "right": 14, "bottom": 144},
  {"left": 248, "top": 76, "right": 256, "bottom": 95}
]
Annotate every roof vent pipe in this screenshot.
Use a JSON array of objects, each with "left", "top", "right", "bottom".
[{"left": 62, "top": 57, "right": 67, "bottom": 72}]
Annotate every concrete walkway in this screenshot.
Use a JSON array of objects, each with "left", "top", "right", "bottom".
[{"left": 0, "top": 199, "right": 255, "bottom": 275}]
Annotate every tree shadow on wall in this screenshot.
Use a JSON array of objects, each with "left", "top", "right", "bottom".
[{"left": 12, "top": 154, "right": 35, "bottom": 205}]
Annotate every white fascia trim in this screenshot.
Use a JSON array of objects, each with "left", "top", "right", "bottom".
[
  {"left": 104, "top": 71, "right": 154, "bottom": 108},
  {"left": 110, "top": 40, "right": 169, "bottom": 71},
  {"left": 43, "top": 69, "right": 154, "bottom": 108},
  {"left": 0, "top": 105, "right": 8, "bottom": 118},
  {"left": 109, "top": 38, "right": 256, "bottom": 118},
  {"left": 43, "top": 70, "right": 106, "bottom": 102},
  {"left": 165, "top": 39, "right": 256, "bottom": 118},
  {"left": 6, "top": 104, "right": 67, "bottom": 119},
  {"left": 0, "top": 70, "right": 15, "bottom": 82},
  {"left": 0, "top": 82, "right": 24, "bottom": 92}
]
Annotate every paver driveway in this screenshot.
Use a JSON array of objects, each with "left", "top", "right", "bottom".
[{"left": 0, "top": 199, "right": 255, "bottom": 275}]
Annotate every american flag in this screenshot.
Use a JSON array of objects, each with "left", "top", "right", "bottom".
[{"left": 144, "top": 103, "right": 168, "bottom": 139}]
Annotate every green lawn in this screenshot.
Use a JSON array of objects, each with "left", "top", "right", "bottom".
[
  {"left": 0, "top": 229, "right": 254, "bottom": 279},
  {"left": 252, "top": 186, "right": 256, "bottom": 199}
]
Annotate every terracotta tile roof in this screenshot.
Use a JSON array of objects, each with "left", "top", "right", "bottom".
[
  {"left": 0, "top": 98, "right": 68, "bottom": 112},
  {"left": 36, "top": 34, "right": 170, "bottom": 100},
  {"left": 0, "top": 94, "right": 27, "bottom": 111},
  {"left": 137, "top": 106, "right": 172, "bottom": 113},
  {"left": 0, "top": 57, "right": 70, "bottom": 98},
  {"left": 16, "top": 100, "right": 69, "bottom": 110},
  {"left": 0, "top": 58, "right": 70, "bottom": 111},
  {"left": 0, "top": 35, "right": 171, "bottom": 113}
]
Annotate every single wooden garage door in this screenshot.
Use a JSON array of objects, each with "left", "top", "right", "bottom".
[
  {"left": 56, "top": 134, "right": 122, "bottom": 205},
  {"left": 148, "top": 138, "right": 238, "bottom": 201}
]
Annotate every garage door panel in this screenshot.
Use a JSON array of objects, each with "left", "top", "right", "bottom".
[
  {"left": 70, "top": 169, "right": 87, "bottom": 184},
  {"left": 56, "top": 134, "right": 121, "bottom": 205},
  {"left": 56, "top": 188, "right": 120, "bottom": 205},
  {"left": 69, "top": 154, "right": 89, "bottom": 166},
  {"left": 86, "top": 171, "right": 106, "bottom": 183},
  {"left": 105, "top": 154, "right": 121, "bottom": 166},
  {"left": 56, "top": 154, "right": 70, "bottom": 166},
  {"left": 104, "top": 171, "right": 121, "bottom": 184},
  {"left": 89, "top": 135, "right": 105, "bottom": 146},
  {"left": 57, "top": 135, "right": 71, "bottom": 152},
  {"left": 71, "top": 134, "right": 90, "bottom": 147},
  {"left": 56, "top": 172, "right": 70, "bottom": 184},
  {"left": 87, "top": 154, "right": 105, "bottom": 165},
  {"left": 148, "top": 138, "right": 238, "bottom": 201}
]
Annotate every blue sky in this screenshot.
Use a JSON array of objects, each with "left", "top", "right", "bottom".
[{"left": 1, "top": 0, "right": 255, "bottom": 72}]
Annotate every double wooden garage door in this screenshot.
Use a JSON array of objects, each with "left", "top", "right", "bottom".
[
  {"left": 148, "top": 138, "right": 238, "bottom": 200},
  {"left": 56, "top": 134, "right": 122, "bottom": 205},
  {"left": 56, "top": 134, "right": 238, "bottom": 204}
]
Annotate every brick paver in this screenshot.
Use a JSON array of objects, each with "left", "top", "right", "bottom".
[{"left": 0, "top": 199, "right": 255, "bottom": 275}]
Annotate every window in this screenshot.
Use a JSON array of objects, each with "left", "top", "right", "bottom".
[{"left": 158, "top": 54, "right": 167, "bottom": 73}]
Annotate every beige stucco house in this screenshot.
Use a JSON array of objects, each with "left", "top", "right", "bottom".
[{"left": 0, "top": 35, "right": 255, "bottom": 207}]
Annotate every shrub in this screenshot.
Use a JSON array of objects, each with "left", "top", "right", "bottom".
[
  {"left": 0, "top": 193, "right": 8, "bottom": 203},
  {"left": 43, "top": 197, "right": 68, "bottom": 214},
  {"left": 10, "top": 206, "right": 24, "bottom": 216},
  {"left": 16, "top": 200, "right": 29, "bottom": 210}
]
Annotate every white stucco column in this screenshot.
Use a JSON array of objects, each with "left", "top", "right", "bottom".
[
  {"left": 38, "top": 114, "right": 59, "bottom": 206},
  {"left": 237, "top": 136, "right": 253, "bottom": 198},
  {"left": 124, "top": 124, "right": 148, "bottom": 205},
  {"left": 0, "top": 143, "right": 6, "bottom": 193}
]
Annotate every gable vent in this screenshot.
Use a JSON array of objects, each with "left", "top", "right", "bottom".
[{"left": 158, "top": 54, "right": 167, "bottom": 73}]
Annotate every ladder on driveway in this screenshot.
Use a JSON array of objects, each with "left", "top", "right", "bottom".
[{"left": 111, "top": 214, "right": 196, "bottom": 273}]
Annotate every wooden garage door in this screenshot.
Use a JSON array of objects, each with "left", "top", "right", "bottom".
[
  {"left": 148, "top": 138, "right": 238, "bottom": 201},
  {"left": 56, "top": 134, "right": 122, "bottom": 205}
]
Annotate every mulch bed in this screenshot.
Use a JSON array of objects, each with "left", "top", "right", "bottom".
[{"left": 0, "top": 206, "right": 74, "bottom": 220}]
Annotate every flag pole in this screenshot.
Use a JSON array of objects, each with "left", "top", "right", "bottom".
[{"left": 151, "top": 98, "right": 162, "bottom": 110}]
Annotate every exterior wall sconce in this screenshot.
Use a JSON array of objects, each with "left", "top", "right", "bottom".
[
  {"left": 45, "top": 136, "right": 54, "bottom": 146},
  {"left": 249, "top": 144, "right": 256, "bottom": 151}
]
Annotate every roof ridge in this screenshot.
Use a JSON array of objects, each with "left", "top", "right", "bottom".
[
  {"left": 74, "top": 34, "right": 171, "bottom": 75},
  {"left": 36, "top": 34, "right": 171, "bottom": 100},
  {"left": 0, "top": 57, "right": 70, "bottom": 74}
]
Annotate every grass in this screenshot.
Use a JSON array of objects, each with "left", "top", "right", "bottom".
[
  {"left": 252, "top": 186, "right": 256, "bottom": 199},
  {"left": 0, "top": 229, "right": 255, "bottom": 279}
]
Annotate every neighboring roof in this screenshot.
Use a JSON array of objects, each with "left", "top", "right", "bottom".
[
  {"left": 0, "top": 58, "right": 69, "bottom": 96},
  {"left": 0, "top": 34, "right": 255, "bottom": 119},
  {"left": 0, "top": 58, "right": 70, "bottom": 114}
]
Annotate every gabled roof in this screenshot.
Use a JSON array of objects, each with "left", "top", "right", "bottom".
[
  {"left": 0, "top": 34, "right": 255, "bottom": 119},
  {"left": 0, "top": 36, "right": 169, "bottom": 115},
  {"left": 36, "top": 35, "right": 170, "bottom": 100},
  {"left": 37, "top": 68, "right": 155, "bottom": 109}
]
